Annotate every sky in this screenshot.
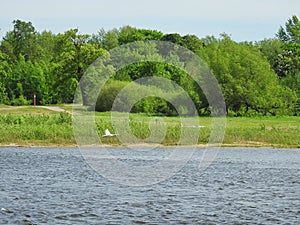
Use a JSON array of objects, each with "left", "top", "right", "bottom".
[{"left": 0, "top": 0, "right": 299, "bottom": 42}]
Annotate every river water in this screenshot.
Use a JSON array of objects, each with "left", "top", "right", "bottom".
[{"left": 0, "top": 147, "right": 299, "bottom": 224}]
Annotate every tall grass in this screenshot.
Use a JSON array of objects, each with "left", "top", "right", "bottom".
[
  {"left": 95, "top": 114, "right": 299, "bottom": 147},
  {"left": 0, "top": 109, "right": 299, "bottom": 147},
  {"left": 224, "top": 117, "right": 300, "bottom": 147},
  {"left": 0, "top": 113, "right": 74, "bottom": 146}
]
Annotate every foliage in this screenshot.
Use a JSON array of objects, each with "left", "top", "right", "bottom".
[
  {"left": 277, "top": 15, "right": 300, "bottom": 44},
  {"left": 201, "top": 36, "right": 296, "bottom": 116},
  {"left": 0, "top": 108, "right": 298, "bottom": 147},
  {"left": 95, "top": 80, "right": 182, "bottom": 116},
  {"left": 0, "top": 18, "right": 299, "bottom": 116},
  {"left": 0, "top": 112, "right": 74, "bottom": 145},
  {"left": 95, "top": 80, "right": 129, "bottom": 112},
  {"left": 0, "top": 82, "right": 9, "bottom": 104}
]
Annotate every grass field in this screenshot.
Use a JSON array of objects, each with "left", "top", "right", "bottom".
[{"left": 0, "top": 105, "right": 299, "bottom": 148}]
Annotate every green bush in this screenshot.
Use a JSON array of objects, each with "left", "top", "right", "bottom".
[
  {"left": 0, "top": 82, "right": 9, "bottom": 104},
  {"left": 10, "top": 95, "right": 32, "bottom": 106},
  {"left": 95, "top": 80, "right": 197, "bottom": 116},
  {"left": 95, "top": 81, "right": 129, "bottom": 112}
]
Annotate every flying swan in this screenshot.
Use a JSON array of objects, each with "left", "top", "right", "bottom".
[{"left": 102, "top": 129, "right": 117, "bottom": 137}]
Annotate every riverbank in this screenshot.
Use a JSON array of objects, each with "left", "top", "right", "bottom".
[{"left": 0, "top": 105, "right": 299, "bottom": 148}]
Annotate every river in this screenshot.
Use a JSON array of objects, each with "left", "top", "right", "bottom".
[{"left": 0, "top": 147, "right": 299, "bottom": 224}]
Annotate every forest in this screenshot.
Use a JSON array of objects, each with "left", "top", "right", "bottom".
[{"left": 0, "top": 16, "right": 299, "bottom": 116}]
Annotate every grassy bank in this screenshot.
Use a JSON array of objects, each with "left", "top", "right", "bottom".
[
  {"left": 0, "top": 105, "right": 299, "bottom": 148},
  {"left": 0, "top": 111, "right": 74, "bottom": 146}
]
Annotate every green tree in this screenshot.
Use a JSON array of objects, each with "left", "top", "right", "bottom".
[
  {"left": 277, "top": 15, "right": 300, "bottom": 43},
  {"left": 161, "top": 33, "right": 182, "bottom": 44},
  {"left": 181, "top": 34, "right": 205, "bottom": 55},
  {"left": 53, "top": 29, "right": 107, "bottom": 103},
  {"left": 95, "top": 80, "right": 129, "bottom": 111},
  {"left": 92, "top": 28, "right": 120, "bottom": 50},
  {"left": 118, "top": 26, "right": 163, "bottom": 44},
  {"left": 256, "top": 38, "right": 284, "bottom": 71},
  {"left": 202, "top": 35, "right": 296, "bottom": 115},
  {"left": 275, "top": 16, "right": 300, "bottom": 114},
  {"left": 1, "top": 20, "right": 38, "bottom": 61},
  {"left": 4, "top": 55, "right": 50, "bottom": 104},
  {"left": 0, "top": 51, "right": 9, "bottom": 103}
]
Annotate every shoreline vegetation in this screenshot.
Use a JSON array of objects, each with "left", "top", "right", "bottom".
[
  {"left": 1, "top": 17, "right": 299, "bottom": 118},
  {"left": 0, "top": 105, "right": 299, "bottom": 148},
  {"left": 0, "top": 18, "right": 299, "bottom": 149}
]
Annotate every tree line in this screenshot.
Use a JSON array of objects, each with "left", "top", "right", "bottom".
[{"left": 0, "top": 16, "right": 299, "bottom": 116}]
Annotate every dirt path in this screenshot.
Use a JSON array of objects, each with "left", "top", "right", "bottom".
[
  {"left": 0, "top": 105, "right": 74, "bottom": 114},
  {"left": 37, "top": 106, "right": 72, "bottom": 114},
  {"left": 37, "top": 106, "right": 65, "bottom": 112}
]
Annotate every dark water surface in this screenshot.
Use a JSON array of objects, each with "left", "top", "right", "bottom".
[{"left": 0, "top": 147, "right": 299, "bottom": 224}]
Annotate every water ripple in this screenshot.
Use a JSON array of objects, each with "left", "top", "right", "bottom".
[{"left": 0, "top": 147, "right": 299, "bottom": 224}]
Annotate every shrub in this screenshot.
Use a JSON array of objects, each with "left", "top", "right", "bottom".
[{"left": 10, "top": 95, "right": 32, "bottom": 106}]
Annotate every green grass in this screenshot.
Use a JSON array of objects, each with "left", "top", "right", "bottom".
[
  {"left": 224, "top": 116, "right": 300, "bottom": 147},
  {"left": 0, "top": 105, "right": 58, "bottom": 114},
  {"left": 0, "top": 111, "right": 74, "bottom": 146},
  {"left": 93, "top": 112, "right": 212, "bottom": 145},
  {"left": 94, "top": 113, "right": 299, "bottom": 147},
  {"left": 0, "top": 106, "right": 299, "bottom": 147}
]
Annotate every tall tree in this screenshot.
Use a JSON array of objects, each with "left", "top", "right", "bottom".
[
  {"left": 277, "top": 15, "right": 300, "bottom": 44},
  {"left": 93, "top": 28, "right": 120, "bottom": 50},
  {"left": 1, "top": 20, "right": 38, "bottom": 61},
  {"left": 118, "top": 26, "right": 163, "bottom": 44},
  {"left": 0, "top": 50, "right": 9, "bottom": 103},
  {"left": 202, "top": 35, "right": 296, "bottom": 115},
  {"left": 53, "top": 29, "right": 107, "bottom": 104},
  {"left": 275, "top": 16, "right": 300, "bottom": 114},
  {"left": 256, "top": 38, "right": 284, "bottom": 71}
]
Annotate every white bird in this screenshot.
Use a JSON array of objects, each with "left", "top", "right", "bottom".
[{"left": 102, "top": 129, "right": 117, "bottom": 137}]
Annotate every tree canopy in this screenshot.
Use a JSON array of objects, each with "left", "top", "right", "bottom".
[{"left": 0, "top": 16, "right": 299, "bottom": 116}]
